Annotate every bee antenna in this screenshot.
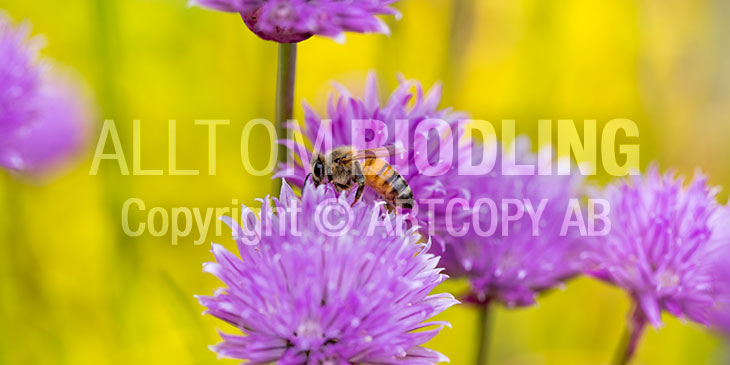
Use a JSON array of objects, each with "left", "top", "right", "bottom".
[{"left": 304, "top": 173, "right": 312, "bottom": 186}]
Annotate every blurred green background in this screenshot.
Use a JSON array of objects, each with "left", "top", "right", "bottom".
[{"left": 1, "top": 0, "right": 729, "bottom": 363}]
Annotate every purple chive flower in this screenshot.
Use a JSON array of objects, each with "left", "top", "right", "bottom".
[
  {"left": 434, "top": 137, "right": 587, "bottom": 307},
  {"left": 0, "top": 14, "right": 89, "bottom": 175},
  {"left": 197, "top": 180, "right": 457, "bottom": 363},
  {"left": 711, "top": 249, "right": 730, "bottom": 335},
  {"left": 275, "top": 72, "right": 474, "bottom": 249},
  {"left": 590, "top": 167, "right": 729, "bottom": 327},
  {"left": 707, "top": 206, "right": 730, "bottom": 335},
  {"left": 190, "top": 0, "right": 400, "bottom": 43}
]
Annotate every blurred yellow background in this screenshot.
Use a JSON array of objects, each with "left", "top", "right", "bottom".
[{"left": 1, "top": 0, "right": 729, "bottom": 363}]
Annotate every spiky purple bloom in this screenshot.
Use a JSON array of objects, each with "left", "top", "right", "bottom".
[
  {"left": 433, "top": 138, "right": 587, "bottom": 307},
  {"left": 711, "top": 254, "right": 730, "bottom": 335},
  {"left": 190, "top": 0, "right": 400, "bottom": 43},
  {"left": 275, "top": 72, "right": 474, "bottom": 250},
  {"left": 0, "top": 14, "right": 89, "bottom": 174},
  {"left": 707, "top": 206, "right": 730, "bottom": 335},
  {"left": 197, "top": 180, "right": 457, "bottom": 364},
  {"left": 590, "top": 167, "right": 729, "bottom": 327}
]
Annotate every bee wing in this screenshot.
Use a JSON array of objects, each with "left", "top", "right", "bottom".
[{"left": 344, "top": 146, "right": 406, "bottom": 161}]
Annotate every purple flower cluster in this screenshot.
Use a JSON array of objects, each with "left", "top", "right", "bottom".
[
  {"left": 191, "top": 0, "right": 400, "bottom": 43},
  {"left": 589, "top": 167, "right": 730, "bottom": 327},
  {"left": 705, "top": 204, "right": 730, "bottom": 335},
  {"left": 197, "top": 181, "right": 457, "bottom": 363},
  {"left": 435, "top": 138, "right": 587, "bottom": 307},
  {"left": 0, "top": 14, "right": 89, "bottom": 175}
]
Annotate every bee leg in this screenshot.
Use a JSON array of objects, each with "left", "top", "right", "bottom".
[
  {"left": 351, "top": 161, "right": 366, "bottom": 207},
  {"left": 352, "top": 184, "right": 365, "bottom": 207}
]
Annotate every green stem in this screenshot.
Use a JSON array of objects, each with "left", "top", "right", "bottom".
[
  {"left": 274, "top": 42, "right": 298, "bottom": 194},
  {"left": 90, "top": 1, "right": 143, "bottom": 359},
  {"left": 613, "top": 304, "right": 647, "bottom": 365},
  {"left": 443, "top": 0, "right": 476, "bottom": 104},
  {"left": 2, "top": 177, "right": 26, "bottom": 283},
  {"left": 476, "top": 298, "right": 492, "bottom": 365},
  {"left": 0, "top": 177, "right": 13, "bottom": 365},
  {"left": 0, "top": 176, "right": 29, "bottom": 361}
]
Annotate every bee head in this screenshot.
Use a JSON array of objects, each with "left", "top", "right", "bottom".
[{"left": 309, "top": 153, "right": 325, "bottom": 187}]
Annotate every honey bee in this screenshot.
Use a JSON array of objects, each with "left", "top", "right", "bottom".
[{"left": 306, "top": 146, "right": 414, "bottom": 210}]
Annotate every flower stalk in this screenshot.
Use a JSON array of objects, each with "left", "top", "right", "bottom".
[
  {"left": 613, "top": 304, "right": 648, "bottom": 365},
  {"left": 476, "top": 298, "right": 492, "bottom": 365},
  {"left": 443, "top": 0, "right": 476, "bottom": 103},
  {"left": 274, "top": 42, "right": 297, "bottom": 193}
]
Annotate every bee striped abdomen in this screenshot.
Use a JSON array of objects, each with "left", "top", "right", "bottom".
[{"left": 363, "top": 158, "right": 414, "bottom": 209}]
